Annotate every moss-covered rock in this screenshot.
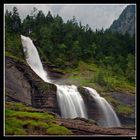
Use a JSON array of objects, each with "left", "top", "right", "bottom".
[{"left": 5, "top": 102, "right": 72, "bottom": 135}]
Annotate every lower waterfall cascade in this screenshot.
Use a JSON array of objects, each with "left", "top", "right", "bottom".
[
  {"left": 84, "top": 87, "right": 121, "bottom": 127},
  {"left": 21, "top": 35, "right": 121, "bottom": 127},
  {"left": 56, "top": 84, "right": 88, "bottom": 119}
]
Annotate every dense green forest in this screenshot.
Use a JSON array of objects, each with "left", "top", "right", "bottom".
[{"left": 5, "top": 7, "right": 135, "bottom": 91}]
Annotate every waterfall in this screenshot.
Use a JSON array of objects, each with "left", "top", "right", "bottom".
[
  {"left": 21, "top": 35, "right": 87, "bottom": 119},
  {"left": 21, "top": 35, "right": 121, "bottom": 127},
  {"left": 56, "top": 85, "right": 87, "bottom": 118},
  {"left": 21, "top": 35, "right": 50, "bottom": 83},
  {"left": 84, "top": 87, "right": 121, "bottom": 127}
]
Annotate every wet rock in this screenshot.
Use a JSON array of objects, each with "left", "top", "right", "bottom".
[
  {"left": 43, "top": 63, "right": 65, "bottom": 81},
  {"left": 78, "top": 87, "right": 105, "bottom": 124}
]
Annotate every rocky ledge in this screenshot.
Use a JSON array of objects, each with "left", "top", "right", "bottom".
[
  {"left": 56, "top": 117, "right": 135, "bottom": 135},
  {"left": 5, "top": 56, "right": 61, "bottom": 115}
]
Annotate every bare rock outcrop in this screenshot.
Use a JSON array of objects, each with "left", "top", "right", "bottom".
[
  {"left": 57, "top": 117, "right": 135, "bottom": 135},
  {"left": 5, "top": 56, "right": 61, "bottom": 115}
]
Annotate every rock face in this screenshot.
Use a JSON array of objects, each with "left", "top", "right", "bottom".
[
  {"left": 57, "top": 118, "right": 135, "bottom": 135},
  {"left": 109, "top": 5, "right": 135, "bottom": 36},
  {"left": 5, "top": 57, "right": 31, "bottom": 105},
  {"left": 5, "top": 56, "right": 61, "bottom": 115},
  {"left": 31, "top": 81, "right": 59, "bottom": 114},
  {"left": 43, "top": 63, "right": 65, "bottom": 81}
]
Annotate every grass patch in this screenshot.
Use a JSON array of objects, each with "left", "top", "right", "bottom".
[
  {"left": 23, "top": 120, "right": 49, "bottom": 129},
  {"left": 5, "top": 117, "right": 50, "bottom": 135},
  {"left": 116, "top": 104, "right": 133, "bottom": 115},
  {"left": 105, "top": 96, "right": 120, "bottom": 106},
  {"left": 5, "top": 109, "right": 54, "bottom": 121},
  {"left": 5, "top": 51, "right": 25, "bottom": 63},
  {"left": 5, "top": 102, "right": 34, "bottom": 112},
  {"left": 47, "top": 125, "right": 72, "bottom": 135},
  {"left": 5, "top": 102, "right": 72, "bottom": 135},
  {"left": 5, "top": 118, "right": 27, "bottom": 135}
]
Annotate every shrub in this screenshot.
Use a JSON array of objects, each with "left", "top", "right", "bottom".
[{"left": 94, "top": 70, "right": 106, "bottom": 86}]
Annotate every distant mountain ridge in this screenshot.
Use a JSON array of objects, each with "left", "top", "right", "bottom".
[{"left": 109, "top": 5, "right": 135, "bottom": 36}]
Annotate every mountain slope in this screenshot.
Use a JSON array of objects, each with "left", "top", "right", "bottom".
[{"left": 109, "top": 5, "right": 135, "bottom": 36}]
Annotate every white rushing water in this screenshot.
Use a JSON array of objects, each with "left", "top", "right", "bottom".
[
  {"left": 21, "top": 35, "right": 87, "bottom": 119},
  {"left": 21, "top": 35, "right": 121, "bottom": 127},
  {"left": 56, "top": 85, "right": 87, "bottom": 118},
  {"left": 84, "top": 87, "right": 121, "bottom": 127},
  {"left": 21, "top": 35, "right": 50, "bottom": 83}
]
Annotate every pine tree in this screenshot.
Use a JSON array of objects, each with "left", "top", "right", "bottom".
[{"left": 12, "top": 7, "right": 21, "bottom": 33}]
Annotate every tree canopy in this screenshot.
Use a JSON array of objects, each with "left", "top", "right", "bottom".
[{"left": 5, "top": 7, "right": 135, "bottom": 84}]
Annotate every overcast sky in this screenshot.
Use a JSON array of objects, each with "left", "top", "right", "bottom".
[{"left": 5, "top": 4, "right": 129, "bottom": 31}]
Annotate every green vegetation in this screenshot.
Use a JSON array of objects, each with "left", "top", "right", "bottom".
[
  {"left": 5, "top": 33, "right": 24, "bottom": 61},
  {"left": 5, "top": 51, "right": 25, "bottom": 63},
  {"left": 47, "top": 125, "right": 72, "bottom": 135},
  {"left": 116, "top": 104, "right": 133, "bottom": 115},
  {"left": 60, "top": 61, "right": 135, "bottom": 93},
  {"left": 5, "top": 7, "right": 135, "bottom": 92},
  {"left": 5, "top": 109, "right": 54, "bottom": 121},
  {"left": 5, "top": 118, "right": 27, "bottom": 135},
  {"left": 104, "top": 96, "right": 134, "bottom": 115},
  {"left": 4, "top": 7, "right": 135, "bottom": 132},
  {"left": 5, "top": 102, "right": 72, "bottom": 135},
  {"left": 105, "top": 96, "right": 120, "bottom": 106},
  {"left": 5, "top": 102, "right": 34, "bottom": 111}
]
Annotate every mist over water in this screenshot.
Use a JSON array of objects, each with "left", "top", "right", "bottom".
[{"left": 21, "top": 35, "right": 121, "bottom": 127}]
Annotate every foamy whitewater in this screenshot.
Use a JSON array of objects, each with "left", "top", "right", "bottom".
[
  {"left": 21, "top": 35, "right": 50, "bottom": 83},
  {"left": 84, "top": 87, "right": 121, "bottom": 127},
  {"left": 56, "top": 85, "right": 87, "bottom": 118},
  {"left": 21, "top": 35, "right": 121, "bottom": 127}
]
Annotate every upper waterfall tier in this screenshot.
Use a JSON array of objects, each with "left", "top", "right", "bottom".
[{"left": 21, "top": 35, "right": 51, "bottom": 83}]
